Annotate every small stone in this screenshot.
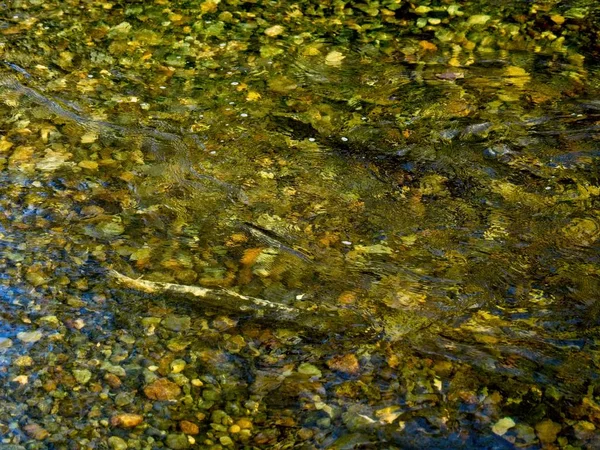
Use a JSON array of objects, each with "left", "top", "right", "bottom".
[
  {"left": 468, "top": 14, "right": 491, "bottom": 25},
  {"left": 43, "top": 380, "right": 57, "bottom": 392},
  {"left": 297, "top": 428, "right": 314, "bottom": 440},
  {"left": 108, "top": 436, "right": 128, "bottom": 450},
  {"left": 325, "top": 51, "right": 345, "bottom": 67},
  {"left": 118, "top": 334, "right": 136, "bottom": 345},
  {"left": 483, "top": 144, "right": 512, "bottom": 159},
  {"left": 179, "top": 420, "right": 199, "bottom": 435},
  {"left": 236, "top": 418, "right": 253, "bottom": 429},
  {"left": 105, "top": 373, "right": 122, "bottom": 389},
  {"left": 14, "top": 356, "right": 34, "bottom": 367},
  {"left": 514, "top": 424, "right": 538, "bottom": 446},
  {"left": 23, "top": 423, "right": 49, "bottom": 440},
  {"left": 38, "top": 315, "right": 60, "bottom": 327},
  {"left": 264, "top": 25, "right": 284, "bottom": 37},
  {"left": 72, "top": 369, "right": 92, "bottom": 385},
  {"left": 212, "top": 316, "right": 237, "bottom": 331},
  {"left": 114, "top": 391, "right": 135, "bottom": 407},
  {"left": 229, "top": 424, "right": 241, "bottom": 433},
  {"left": 0, "top": 337, "right": 13, "bottom": 348},
  {"left": 71, "top": 318, "right": 86, "bottom": 330},
  {"left": 144, "top": 378, "right": 181, "bottom": 400},
  {"left": 162, "top": 315, "right": 191, "bottom": 332},
  {"left": 111, "top": 413, "right": 144, "bottom": 428},
  {"left": 141, "top": 317, "right": 162, "bottom": 328},
  {"left": 13, "top": 375, "right": 28, "bottom": 385},
  {"left": 78, "top": 160, "right": 99, "bottom": 170},
  {"left": 219, "top": 436, "right": 234, "bottom": 446},
  {"left": 298, "top": 363, "right": 322, "bottom": 378},
  {"left": 97, "top": 221, "right": 125, "bottom": 236},
  {"left": 170, "top": 359, "right": 186, "bottom": 374},
  {"left": 327, "top": 354, "right": 360, "bottom": 375},
  {"left": 535, "top": 419, "right": 561, "bottom": 444},
  {"left": 17, "top": 330, "right": 43, "bottom": 343},
  {"left": 165, "top": 433, "right": 190, "bottom": 449},
  {"left": 101, "top": 362, "right": 127, "bottom": 378},
  {"left": 167, "top": 338, "right": 191, "bottom": 352},
  {"left": 81, "top": 132, "right": 99, "bottom": 144},
  {"left": 492, "top": 417, "right": 516, "bottom": 436}
]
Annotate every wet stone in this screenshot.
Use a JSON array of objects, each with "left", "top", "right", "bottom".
[
  {"left": 118, "top": 334, "right": 136, "bottom": 345},
  {"left": 114, "top": 391, "right": 135, "bottom": 407},
  {"left": 170, "top": 359, "right": 186, "bottom": 374},
  {"left": 23, "top": 423, "right": 49, "bottom": 440},
  {"left": 327, "top": 354, "right": 360, "bottom": 375},
  {"left": 179, "top": 420, "right": 199, "bottom": 435},
  {"left": 14, "top": 356, "right": 34, "bottom": 367},
  {"left": 535, "top": 419, "right": 561, "bottom": 444},
  {"left": 483, "top": 144, "right": 512, "bottom": 159},
  {"left": 108, "top": 436, "right": 128, "bottom": 450},
  {"left": 219, "top": 435, "right": 234, "bottom": 446},
  {"left": 298, "top": 428, "right": 314, "bottom": 440},
  {"left": 101, "top": 362, "right": 127, "bottom": 378},
  {"left": 111, "top": 413, "right": 144, "bottom": 428},
  {"left": 298, "top": 363, "right": 322, "bottom": 378},
  {"left": 104, "top": 373, "right": 122, "bottom": 389},
  {"left": 165, "top": 433, "right": 190, "bottom": 449},
  {"left": 167, "top": 338, "right": 191, "bottom": 352},
  {"left": 16, "top": 330, "right": 43, "bottom": 343},
  {"left": 38, "top": 315, "right": 60, "bottom": 328},
  {"left": 162, "top": 315, "right": 191, "bottom": 332},
  {"left": 72, "top": 369, "right": 92, "bottom": 384},
  {"left": 144, "top": 378, "right": 182, "bottom": 400}
]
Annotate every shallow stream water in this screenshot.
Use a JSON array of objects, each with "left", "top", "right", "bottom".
[{"left": 1, "top": 0, "right": 600, "bottom": 449}]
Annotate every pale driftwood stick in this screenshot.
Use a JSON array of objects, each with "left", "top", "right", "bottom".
[{"left": 109, "top": 269, "right": 302, "bottom": 317}]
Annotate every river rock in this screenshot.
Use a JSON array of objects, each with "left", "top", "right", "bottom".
[
  {"left": 104, "top": 373, "right": 122, "bottom": 389},
  {"left": 17, "top": 330, "right": 43, "bottom": 343},
  {"left": 108, "top": 436, "right": 128, "bottom": 450},
  {"left": 73, "top": 369, "right": 92, "bottom": 384},
  {"left": 535, "top": 419, "right": 561, "bottom": 444},
  {"left": 298, "top": 363, "right": 322, "bottom": 378},
  {"left": 165, "top": 433, "right": 190, "bottom": 449},
  {"left": 327, "top": 354, "right": 359, "bottom": 375},
  {"left": 144, "top": 378, "right": 181, "bottom": 400},
  {"left": 23, "top": 423, "right": 49, "bottom": 440},
  {"left": 162, "top": 315, "right": 191, "bottom": 332},
  {"left": 179, "top": 420, "right": 199, "bottom": 435},
  {"left": 111, "top": 413, "right": 144, "bottom": 428}
]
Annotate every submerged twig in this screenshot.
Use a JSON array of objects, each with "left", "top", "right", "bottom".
[
  {"left": 109, "top": 269, "right": 302, "bottom": 317},
  {"left": 109, "top": 269, "right": 378, "bottom": 336},
  {"left": 239, "top": 222, "right": 313, "bottom": 263}
]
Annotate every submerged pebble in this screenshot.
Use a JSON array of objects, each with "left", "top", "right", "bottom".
[
  {"left": 165, "top": 433, "right": 190, "bottom": 449},
  {"left": 144, "top": 378, "right": 182, "bottom": 400}
]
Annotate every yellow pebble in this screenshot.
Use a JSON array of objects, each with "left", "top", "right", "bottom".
[
  {"left": 236, "top": 418, "right": 253, "bottom": 429},
  {"left": 229, "top": 425, "right": 241, "bottom": 434}
]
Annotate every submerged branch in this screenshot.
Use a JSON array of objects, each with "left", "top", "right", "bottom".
[
  {"left": 109, "top": 269, "right": 379, "bottom": 336},
  {"left": 109, "top": 269, "right": 302, "bottom": 318}
]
